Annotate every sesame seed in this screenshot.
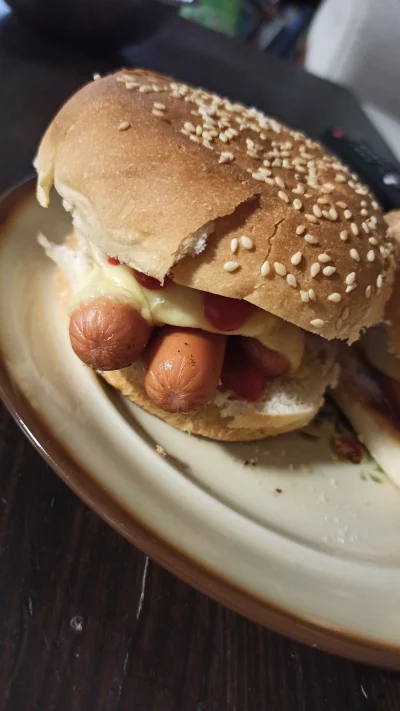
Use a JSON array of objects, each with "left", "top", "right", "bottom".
[
  {"left": 184, "top": 122, "right": 195, "bottom": 133},
  {"left": 341, "top": 307, "right": 350, "bottom": 320},
  {"left": 219, "top": 151, "right": 234, "bottom": 164},
  {"left": 328, "top": 292, "right": 342, "bottom": 303},
  {"left": 274, "top": 262, "right": 287, "bottom": 277},
  {"left": 300, "top": 290, "right": 310, "bottom": 303},
  {"left": 277, "top": 191, "right": 289, "bottom": 204},
  {"left": 310, "top": 319, "right": 325, "bottom": 328},
  {"left": 318, "top": 253, "right": 331, "bottom": 263},
  {"left": 322, "top": 210, "right": 332, "bottom": 221},
  {"left": 350, "top": 248, "right": 360, "bottom": 261},
  {"left": 365, "top": 285, "right": 372, "bottom": 298},
  {"left": 152, "top": 109, "right": 165, "bottom": 118},
  {"left": 361, "top": 222, "right": 370, "bottom": 234},
  {"left": 252, "top": 172, "right": 266, "bottom": 181},
  {"left": 377, "top": 274, "right": 383, "bottom": 288},
  {"left": 335, "top": 174, "right": 346, "bottom": 182},
  {"left": 260, "top": 261, "right": 270, "bottom": 277},
  {"left": 291, "top": 251, "right": 302, "bottom": 265},
  {"left": 196, "top": 125, "right": 203, "bottom": 136},
  {"left": 340, "top": 230, "right": 349, "bottom": 241},
  {"left": 321, "top": 185, "right": 334, "bottom": 194},
  {"left": 265, "top": 178, "right": 274, "bottom": 186},
  {"left": 223, "top": 261, "right": 240, "bottom": 273},
  {"left": 247, "top": 148, "right": 259, "bottom": 157},
  {"left": 296, "top": 225, "right": 306, "bottom": 235},
  {"left": 189, "top": 134, "right": 200, "bottom": 143},
  {"left": 286, "top": 274, "right": 297, "bottom": 288},
  {"left": 139, "top": 85, "right": 152, "bottom": 93},
  {"left": 370, "top": 215, "right": 378, "bottom": 225},
  {"left": 368, "top": 237, "right": 378, "bottom": 246},
  {"left": 126, "top": 82, "right": 139, "bottom": 90},
  {"left": 293, "top": 199, "right": 303, "bottom": 211},
  {"left": 308, "top": 288, "right": 316, "bottom": 301},
  {"left": 118, "top": 121, "right": 131, "bottom": 131},
  {"left": 344, "top": 209, "right": 352, "bottom": 220},
  {"left": 346, "top": 284, "right": 357, "bottom": 293},
  {"left": 350, "top": 223, "right": 359, "bottom": 236},
  {"left": 323, "top": 266, "right": 336, "bottom": 276},
  {"left": 93, "top": 73, "right": 101, "bottom": 81},
  {"left": 305, "top": 214, "right": 318, "bottom": 224},
  {"left": 241, "top": 236, "right": 253, "bottom": 250},
  {"left": 329, "top": 208, "right": 338, "bottom": 220},
  {"left": 361, "top": 200, "right": 368, "bottom": 207},
  {"left": 345, "top": 272, "right": 356, "bottom": 285},
  {"left": 153, "top": 102, "right": 166, "bottom": 110},
  {"left": 313, "top": 204, "right": 322, "bottom": 218},
  {"left": 336, "top": 201, "right": 347, "bottom": 209},
  {"left": 361, "top": 209, "right": 368, "bottom": 217},
  {"left": 310, "top": 262, "right": 321, "bottom": 277},
  {"left": 292, "top": 184, "right": 305, "bottom": 195},
  {"left": 367, "top": 249, "right": 375, "bottom": 262},
  {"left": 275, "top": 176, "right": 285, "bottom": 189},
  {"left": 317, "top": 197, "right": 329, "bottom": 205},
  {"left": 305, "top": 233, "right": 318, "bottom": 245},
  {"left": 230, "top": 238, "right": 238, "bottom": 253}
]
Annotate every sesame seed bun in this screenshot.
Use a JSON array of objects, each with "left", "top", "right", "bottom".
[{"left": 34, "top": 69, "right": 396, "bottom": 343}]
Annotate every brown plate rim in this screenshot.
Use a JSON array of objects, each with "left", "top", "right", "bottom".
[{"left": 1, "top": 178, "right": 400, "bottom": 670}]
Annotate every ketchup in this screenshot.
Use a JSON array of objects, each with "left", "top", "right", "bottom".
[
  {"left": 108, "top": 257, "right": 121, "bottom": 265},
  {"left": 203, "top": 292, "right": 253, "bottom": 332},
  {"left": 221, "top": 339, "right": 266, "bottom": 402},
  {"left": 132, "top": 270, "right": 172, "bottom": 291}
]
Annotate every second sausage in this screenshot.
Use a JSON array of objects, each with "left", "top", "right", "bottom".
[{"left": 145, "top": 327, "right": 226, "bottom": 413}]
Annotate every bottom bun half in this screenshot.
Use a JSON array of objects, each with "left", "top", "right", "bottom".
[{"left": 56, "top": 267, "right": 337, "bottom": 442}]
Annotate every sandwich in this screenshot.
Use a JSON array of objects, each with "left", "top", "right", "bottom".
[
  {"left": 333, "top": 211, "right": 400, "bottom": 485},
  {"left": 33, "top": 69, "right": 395, "bottom": 441}
]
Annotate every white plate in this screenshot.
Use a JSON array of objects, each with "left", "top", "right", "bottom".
[{"left": 1, "top": 180, "right": 400, "bottom": 667}]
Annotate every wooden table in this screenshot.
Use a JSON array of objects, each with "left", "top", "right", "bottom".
[{"left": 1, "top": 10, "right": 400, "bottom": 710}]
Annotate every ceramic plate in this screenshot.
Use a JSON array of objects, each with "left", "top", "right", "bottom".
[{"left": 1, "top": 180, "right": 400, "bottom": 668}]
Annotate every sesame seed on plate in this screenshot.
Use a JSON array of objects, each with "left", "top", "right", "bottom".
[
  {"left": 367, "top": 249, "right": 375, "bottom": 262},
  {"left": 310, "top": 262, "right": 321, "bottom": 277},
  {"left": 293, "top": 199, "right": 303, "bottom": 211},
  {"left": 344, "top": 209, "right": 352, "bottom": 220},
  {"left": 304, "top": 233, "right": 318, "bottom": 245},
  {"left": 377, "top": 274, "right": 383, "bottom": 288},
  {"left": 291, "top": 251, "right": 302, "bottom": 265},
  {"left": 308, "top": 288, "right": 316, "bottom": 301},
  {"left": 350, "top": 223, "right": 359, "bottom": 236},
  {"left": 323, "top": 266, "right": 336, "bottom": 276},
  {"left": 223, "top": 261, "right": 240, "bottom": 273},
  {"left": 350, "top": 248, "right": 360, "bottom": 261},
  {"left": 368, "top": 237, "right": 378, "bottom": 245},
  {"left": 365, "top": 285, "right": 372, "bottom": 298},
  {"left": 300, "top": 290, "right": 310, "bottom": 303},
  {"left": 318, "top": 253, "right": 331, "bottom": 263},
  {"left": 274, "top": 262, "right": 287, "bottom": 277},
  {"left": 305, "top": 214, "right": 318, "bottom": 224},
  {"left": 328, "top": 292, "right": 342, "bottom": 302},
  {"left": 345, "top": 272, "right": 356, "bottom": 285},
  {"left": 260, "top": 261, "right": 270, "bottom": 277},
  {"left": 310, "top": 319, "right": 325, "bottom": 328},
  {"left": 278, "top": 191, "right": 289, "bottom": 203},
  {"left": 313, "top": 205, "right": 322, "bottom": 218},
  {"left": 230, "top": 238, "right": 238, "bottom": 253},
  {"left": 241, "top": 236, "right": 253, "bottom": 250},
  {"left": 340, "top": 230, "right": 349, "bottom": 241},
  {"left": 286, "top": 274, "right": 297, "bottom": 288},
  {"left": 346, "top": 284, "right": 357, "bottom": 293},
  {"left": 118, "top": 121, "right": 131, "bottom": 131},
  {"left": 296, "top": 225, "right": 305, "bottom": 235}
]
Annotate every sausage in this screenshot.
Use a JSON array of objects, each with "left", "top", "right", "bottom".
[
  {"left": 221, "top": 340, "right": 266, "bottom": 402},
  {"left": 69, "top": 297, "right": 152, "bottom": 370},
  {"left": 241, "top": 337, "right": 289, "bottom": 378},
  {"left": 145, "top": 327, "right": 226, "bottom": 413}
]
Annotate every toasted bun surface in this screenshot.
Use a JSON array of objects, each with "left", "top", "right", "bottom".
[
  {"left": 55, "top": 266, "right": 337, "bottom": 441},
  {"left": 35, "top": 69, "right": 395, "bottom": 343}
]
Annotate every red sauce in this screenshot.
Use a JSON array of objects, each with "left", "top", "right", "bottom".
[
  {"left": 132, "top": 270, "right": 172, "bottom": 291},
  {"left": 108, "top": 257, "right": 121, "bottom": 265},
  {"left": 221, "top": 339, "right": 266, "bottom": 402},
  {"left": 331, "top": 434, "right": 363, "bottom": 465},
  {"left": 241, "top": 337, "right": 289, "bottom": 379},
  {"left": 203, "top": 293, "right": 253, "bottom": 332}
]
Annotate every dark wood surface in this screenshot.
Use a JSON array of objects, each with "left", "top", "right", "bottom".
[{"left": 0, "top": 10, "right": 400, "bottom": 710}]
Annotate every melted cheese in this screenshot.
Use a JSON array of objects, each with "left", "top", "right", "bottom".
[{"left": 69, "top": 263, "right": 305, "bottom": 374}]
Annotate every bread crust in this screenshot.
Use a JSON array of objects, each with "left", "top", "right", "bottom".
[{"left": 35, "top": 69, "right": 395, "bottom": 343}]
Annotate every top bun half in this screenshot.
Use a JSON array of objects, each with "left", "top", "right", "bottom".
[{"left": 34, "top": 69, "right": 396, "bottom": 343}]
